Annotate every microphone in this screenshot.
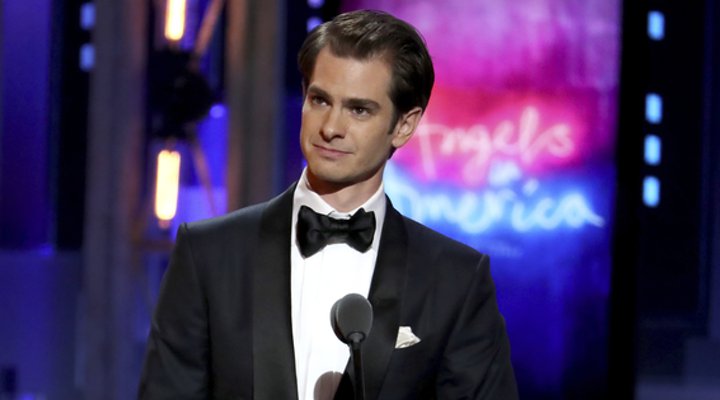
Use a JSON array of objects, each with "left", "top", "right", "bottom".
[
  {"left": 331, "top": 293, "right": 373, "bottom": 345},
  {"left": 330, "top": 294, "right": 373, "bottom": 400}
]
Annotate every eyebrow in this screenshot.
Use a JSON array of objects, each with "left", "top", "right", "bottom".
[
  {"left": 306, "top": 85, "right": 331, "bottom": 99},
  {"left": 307, "top": 85, "right": 381, "bottom": 112},
  {"left": 344, "top": 98, "right": 380, "bottom": 112}
]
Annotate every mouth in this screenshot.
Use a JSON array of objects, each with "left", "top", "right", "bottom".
[{"left": 313, "top": 144, "right": 351, "bottom": 158}]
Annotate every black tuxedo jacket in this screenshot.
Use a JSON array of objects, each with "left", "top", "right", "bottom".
[{"left": 139, "top": 185, "right": 517, "bottom": 399}]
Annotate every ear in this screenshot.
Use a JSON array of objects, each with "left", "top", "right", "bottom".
[{"left": 391, "top": 107, "right": 423, "bottom": 149}]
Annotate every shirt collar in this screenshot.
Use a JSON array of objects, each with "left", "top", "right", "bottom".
[{"left": 293, "top": 168, "right": 387, "bottom": 247}]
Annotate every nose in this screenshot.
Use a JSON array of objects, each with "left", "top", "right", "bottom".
[{"left": 320, "top": 107, "right": 346, "bottom": 140}]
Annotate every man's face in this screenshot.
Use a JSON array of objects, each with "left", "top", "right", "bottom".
[{"left": 300, "top": 47, "right": 417, "bottom": 195}]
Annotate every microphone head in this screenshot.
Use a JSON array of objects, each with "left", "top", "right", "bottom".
[{"left": 330, "top": 293, "right": 373, "bottom": 345}]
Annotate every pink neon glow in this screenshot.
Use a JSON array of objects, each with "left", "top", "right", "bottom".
[
  {"left": 393, "top": 90, "right": 587, "bottom": 187},
  {"left": 342, "top": 0, "right": 619, "bottom": 188},
  {"left": 343, "top": 0, "right": 620, "bottom": 91}
]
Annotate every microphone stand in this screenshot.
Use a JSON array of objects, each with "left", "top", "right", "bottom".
[
  {"left": 349, "top": 333, "right": 366, "bottom": 400},
  {"left": 331, "top": 293, "right": 372, "bottom": 400}
]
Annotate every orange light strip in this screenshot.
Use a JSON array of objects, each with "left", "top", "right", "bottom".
[
  {"left": 164, "top": 0, "right": 187, "bottom": 41},
  {"left": 154, "top": 149, "right": 181, "bottom": 222}
]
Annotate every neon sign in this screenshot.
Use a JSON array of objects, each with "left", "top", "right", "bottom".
[
  {"left": 385, "top": 164, "right": 604, "bottom": 234},
  {"left": 385, "top": 101, "right": 603, "bottom": 234},
  {"left": 395, "top": 105, "right": 584, "bottom": 187}
]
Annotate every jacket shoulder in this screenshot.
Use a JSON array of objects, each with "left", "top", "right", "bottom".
[
  {"left": 402, "top": 216, "right": 486, "bottom": 261},
  {"left": 182, "top": 183, "right": 296, "bottom": 239}
]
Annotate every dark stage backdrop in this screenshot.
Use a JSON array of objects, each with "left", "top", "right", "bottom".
[{"left": 342, "top": 1, "right": 621, "bottom": 398}]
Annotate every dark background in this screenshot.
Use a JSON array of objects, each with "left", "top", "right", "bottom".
[{"left": 0, "top": 0, "right": 719, "bottom": 398}]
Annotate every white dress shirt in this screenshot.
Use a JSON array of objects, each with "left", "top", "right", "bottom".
[{"left": 291, "top": 168, "right": 386, "bottom": 400}]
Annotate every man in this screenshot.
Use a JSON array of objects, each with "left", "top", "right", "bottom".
[{"left": 139, "top": 10, "right": 517, "bottom": 400}]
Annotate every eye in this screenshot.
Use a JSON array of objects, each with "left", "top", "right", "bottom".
[
  {"left": 351, "top": 107, "right": 370, "bottom": 117},
  {"left": 310, "top": 95, "right": 328, "bottom": 106}
]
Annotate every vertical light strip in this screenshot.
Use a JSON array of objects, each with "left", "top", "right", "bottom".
[
  {"left": 644, "top": 11, "right": 665, "bottom": 208},
  {"left": 79, "top": 3, "right": 94, "bottom": 72},
  {"left": 165, "top": 0, "right": 187, "bottom": 41},
  {"left": 644, "top": 97, "right": 662, "bottom": 207},
  {"left": 155, "top": 150, "right": 182, "bottom": 223}
]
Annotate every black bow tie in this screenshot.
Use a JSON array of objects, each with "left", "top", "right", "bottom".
[{"left": 296, "top": 205, "right": 376, "bottom": 258}]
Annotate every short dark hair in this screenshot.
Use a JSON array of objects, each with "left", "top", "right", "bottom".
[{"left": 298, "top": 10, "right": 435, "bottom": 115}]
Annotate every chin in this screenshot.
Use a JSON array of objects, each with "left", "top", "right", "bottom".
[
  {"left": 307, "top": 165, "right": 355, "bottom": 186},
  {"left": 308, "top": 167, "right": 346, "bottom": 183}
]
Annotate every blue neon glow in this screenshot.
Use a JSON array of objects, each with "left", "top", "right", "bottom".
[
  {"left": 644, "top": 134, "right": 661, "bottom": 165},
  {"left": 643, "top": 176, "right": 660, "bottom": 207},
  {"left": 648, "top": 11, "right": 665, "bottom": 41},
  {"left": 80, "top": 3, "right": 95, "bottom": 30},
  {"left": 79, "top": 43, "right": 94, "bottom": 71},
  {"left": 308, "top": 0, "right": 325, "bottom": 8},
  {"left": 307, "top": 17, "right": 323, "bottom": 32},
  {"left": 488, "top": 160, "right": 522, "bottom": 187},
  {"left": 385, "top": 164, "right": 605, "bottom": 234},
  {"left": 15, "top": 395, "right": 41, "bottom": 400},
  {"left": 645, "top": 93, "right": 663, "bottom": 124}
]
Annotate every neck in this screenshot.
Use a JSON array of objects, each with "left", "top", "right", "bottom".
[{"left": 306, "top": 172, "right": 383, "bottom": 213}]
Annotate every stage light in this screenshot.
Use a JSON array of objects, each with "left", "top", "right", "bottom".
[
  {"left": 648, "top": 11, "right": 665, "bottom": 41},
  {"left": 643, "top": 176, "right": 660, "bottom": 207},
  {"left": 645, "top": 93, "right": 663, "bottom": 124},
  {"left": 80, "top": 3, "right": 95, "bottom": 30},
  {"left": 209, "top": 103, "right": 226, "bottom": 119},
  {"left": 165, "top": 0, "right": 187, "bottom": 42},
  {"left": 644, "top": 134, "right": 662, "bottom": 165},
  {"left": 307, "top": 17, "right": 322, "bottom": 32},
  {"left": 154, "top": 149, "right": 182, "bottom": 226},
  {"left": 308, "top": 0, "right": 324, "bottom": 8},
  {"left": 79, "top": 43, "right": 94, "bottom": 71}
]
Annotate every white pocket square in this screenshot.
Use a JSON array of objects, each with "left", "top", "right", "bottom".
[{"left": 395, "top": 326, "right": 421, "bottom": 349}]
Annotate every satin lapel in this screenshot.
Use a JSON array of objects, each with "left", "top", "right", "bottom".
[
  {"left": 252, "top": 185, "right": 298, "bottom": 400},
  {"left": 349, "top": 199, "right": 408, "bottom": 399}
]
